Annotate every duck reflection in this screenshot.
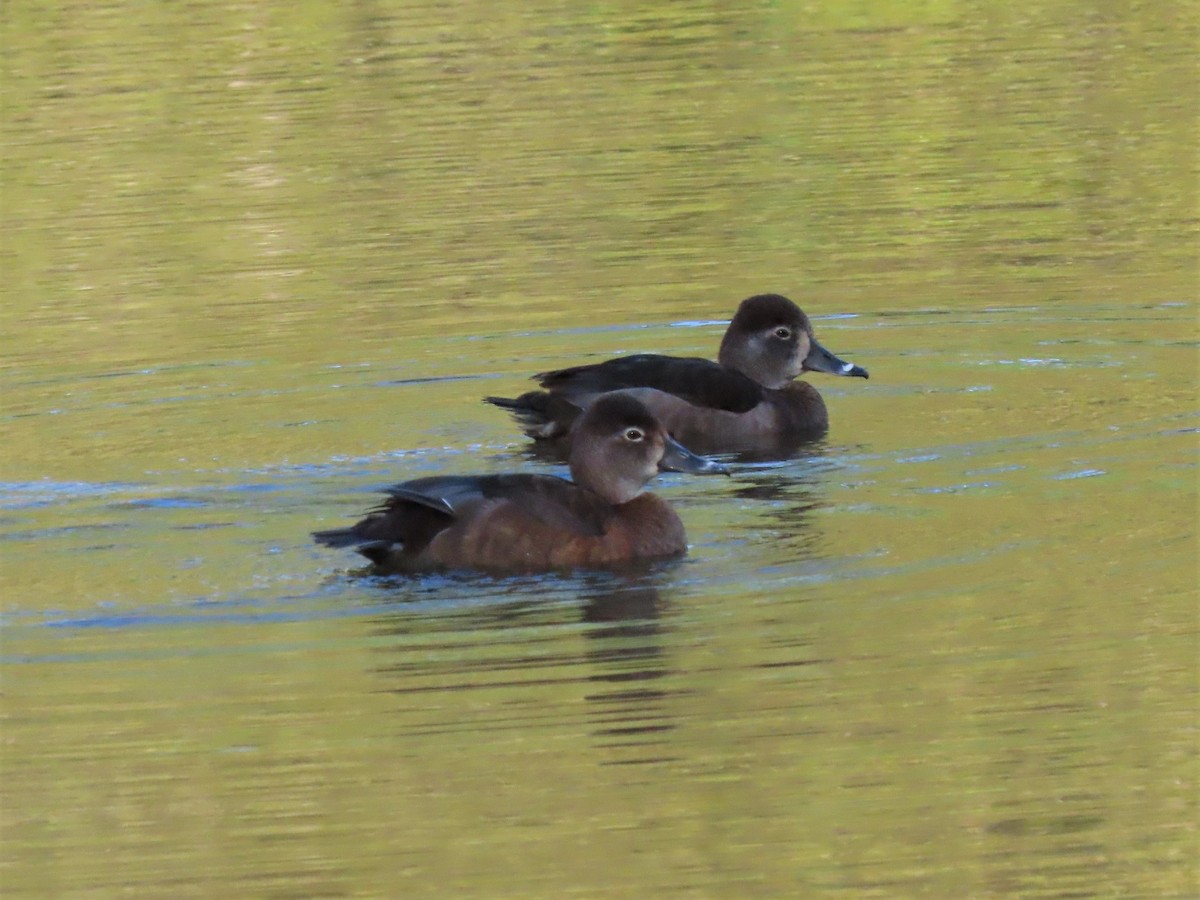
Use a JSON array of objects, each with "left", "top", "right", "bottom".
[
  {"left": 724, "top": 456, "right": 829, "bottom": 562},
  {"left": 577, "top": 579, "right": 679, "bottom": 765},
  {"left": 365, "top": 572, "right": 680, "bottom": 766}
]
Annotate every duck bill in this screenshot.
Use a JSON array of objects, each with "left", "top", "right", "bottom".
[
  {"left": 803, "top": 338, "right": 869, "bottom": 379},
  {"left": 659, "top": 435, "right": 730, "bottom": 475}
]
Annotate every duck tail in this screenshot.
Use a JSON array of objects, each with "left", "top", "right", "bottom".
[
  {"left": 483, "top": 392, "right": 578, "bottom": 440},
  {"left": 312, "top": 527, "right": 362, "bottom": 548}
]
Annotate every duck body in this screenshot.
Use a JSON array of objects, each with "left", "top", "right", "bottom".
[{"left": 314, "top": 473, "right": 689, "bottom": 572}]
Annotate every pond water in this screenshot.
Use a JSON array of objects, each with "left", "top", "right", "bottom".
[{"left": 2, "top": 2, "right": 1196, "bottom": 896}]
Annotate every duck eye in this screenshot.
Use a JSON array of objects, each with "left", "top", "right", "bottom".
[
  {"left": 774, "top": 326, "right": 792, "bottom": 340},
  {"left": 624, "top": 428, "right": 645, "bottom": 442}
]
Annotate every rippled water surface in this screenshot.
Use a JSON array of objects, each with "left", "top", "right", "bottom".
[{"left": 3, "top": 2, "right": 1196, "bottom": 896}]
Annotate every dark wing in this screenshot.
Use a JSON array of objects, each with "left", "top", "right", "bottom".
[
  {"left": 536, "top": 354, "right": 764, "bottom": 414},
  {"left": 386, "top": 476, "right": 487, "bottom": 517}
]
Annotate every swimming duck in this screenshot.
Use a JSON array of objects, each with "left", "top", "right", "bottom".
[
  {"left": 313, "top": 393, "right": 728, "bottom": 573},
  {"left": 486, "top": 293, "right": 868, "bottom": 457}
]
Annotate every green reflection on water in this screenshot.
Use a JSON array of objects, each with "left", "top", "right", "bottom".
[{"left": 1, "top": 0, "right": 1195, "bottom": 896}]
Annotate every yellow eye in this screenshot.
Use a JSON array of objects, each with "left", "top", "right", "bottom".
[
  {"left": 624, "top": 428, "right": 645, "bottom": 442},
  {"left": 774, "top": 326, "right": 792, "bottom": 340}
]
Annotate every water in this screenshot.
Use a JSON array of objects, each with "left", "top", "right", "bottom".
[{"left": 2, "top": 2, "right": 1196, "bottom": 896}]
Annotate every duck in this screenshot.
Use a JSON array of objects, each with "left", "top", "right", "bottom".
[
  {"left": 485, "top": 293, "right": 868, "bottom": 458},
  {"left": 313, "top": 393, "right": 728, "bottom": 573}
]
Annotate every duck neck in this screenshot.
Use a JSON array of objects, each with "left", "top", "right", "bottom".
[{"left": 570, "top": 464, "right": 645, "bottom": 507}]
